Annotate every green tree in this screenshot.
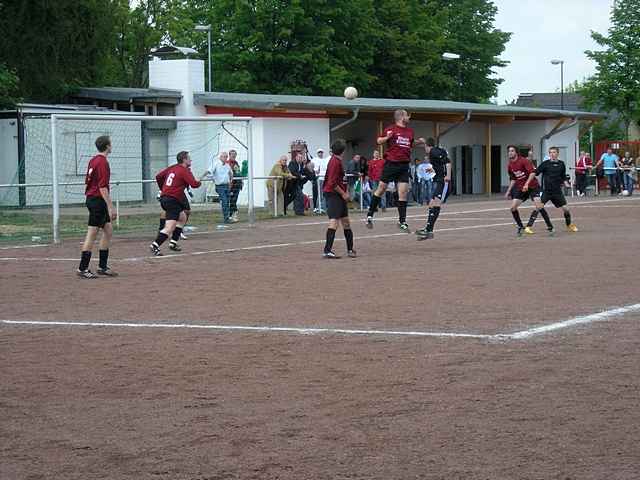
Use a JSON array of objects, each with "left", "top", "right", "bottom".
[
  {"left": 0, "top": 0, "right": 122, "bottom": 102},
  {"left": 0, "top": 63, "right": 21, "bottom": 109},
  {"left": 584, "top": 0, "right": 640, "bottom": 140}
]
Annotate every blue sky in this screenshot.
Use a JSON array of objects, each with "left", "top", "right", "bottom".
[{"left": 492, "top": 0, "right": 614, "bottom": 104}]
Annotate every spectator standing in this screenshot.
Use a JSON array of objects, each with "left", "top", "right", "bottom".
[
  {"left": 304, "top": 156, "right": 319, "bottom": 213},
  {"left": 416, "top": 157, "right": 435, "bottom": 205},
  {"left": 227, "top": 149, "right": 243, "bottom": 222},
  {"left": 266, "top": 155, "right": 294, "bottom": 215},
  {"left": 314, "top": 148, "right": 329, "bottom": 213},
  {"left": 346, "top": 154, "right": 360, "bottom": 200},
  {"left": 203, "top": 151, "right": 233, "bottom": 224},
  {"left": 367, "top": 150, "right": 386, "bottom": 211},
  {"left": 287, "top": 152, "right": 306, "bottom": 215},
  {"left": 575, "top": 151, "right": 593, "bottom": 196},
  {"left": 620, "top": 151, "right": 636, "bottom": 195},
  {"left": 597, "top": 147, "right": 620, "bottom": 195}
]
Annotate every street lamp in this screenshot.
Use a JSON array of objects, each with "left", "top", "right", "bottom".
[
  {"left": 551, "top": 59, "right": 564, "bottom": 110},
  {"left": 442, "top": 52, "right": 462, "bottom": 101},
  {"left": 195, "top": 24, "right": 212, "bottom": 91}
]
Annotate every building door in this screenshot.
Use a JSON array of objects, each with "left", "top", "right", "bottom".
[
  {"left": 472, "top": 145, "right": 484, "bottom": 194},
  {"left": 0, "top": 119, "right": 19, "bottom": 206},
  {"left": 491, "top": 145, "right": 502, "bottom": 193}
]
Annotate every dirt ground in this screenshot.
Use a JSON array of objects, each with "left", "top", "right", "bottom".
[{"left": 1, "top": 196, "right": 639, "bottom": 479}]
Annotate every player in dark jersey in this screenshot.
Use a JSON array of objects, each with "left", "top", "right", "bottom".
[
  {"left": 365, "top": 109, "right": 426, "bottom": 232},
  {"left": 322, "top": 139, "right": 356, "bottom": 259},
  {"left": 77, "top": 135, "right": 118, "bottom": 279},
  {"left": 149, "top": 151, "right": 202, "bottom": 256},
  {"left": 532, "top": 146, "right": 578, "bottom": 234},
  {"left": 416, "top": 138, "right": 451, "bottom": 240},
  {"left": 504, "top": 145, "right": 553, "bottom": 236}
]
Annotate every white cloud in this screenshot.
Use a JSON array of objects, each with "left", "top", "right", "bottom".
[{"left": 492, "top": 0, "right": 614, "bottom": 104}]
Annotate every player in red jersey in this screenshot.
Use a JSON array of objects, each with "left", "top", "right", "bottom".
[
  {"left": 505, "top": 145, "right": 554, "bottom": 236},
  {"left": 77, "top": 136, "right": 118, "bottom": 279},
  {"left": 365, "top": 109, "right": 426, "bottom": 232},
  {"left": 149, "top": 151, "right": 202, "bottom": 256},
  {"left": 322, "top": 139, "right": 356, "bottom": 259}
]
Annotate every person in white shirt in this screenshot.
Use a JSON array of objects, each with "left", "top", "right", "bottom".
[
  {"left": 201, "top": 151, "right": 233, "bottom": 224},
  {"left": 314, "top": 148, "right": 329, "bottom": 213},
  {"left": 416, "top": 157, "right": 435, "bottom": 205}
]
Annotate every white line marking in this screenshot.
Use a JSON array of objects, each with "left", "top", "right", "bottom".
[
  {"left": 507, "top": 303, "right": 640, "bottom": 339},
  {"left": 0, "top": 320, "right": 495, "bottom": 339},
  {"left": 0, "top": 243, "right": 50, "bottom": 250},
  {"left": 2, "top": 302, "right": 639, "bottom": 340}
]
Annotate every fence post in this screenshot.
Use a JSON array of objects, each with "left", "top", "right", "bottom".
[
  {"left": 273, "top": 178, "right": 278, "bottom": 216},
  {"left": 115, "top": 183, "right": 120, "bottom": 228},
  {"left": 51, "top": 115, "right": 60, "bottom": 244},
  {"left": 246, "top": 120, "right": 255, "bottom": 226}
]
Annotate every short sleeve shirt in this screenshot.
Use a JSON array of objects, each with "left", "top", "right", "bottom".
[
  {"left": 508, "top": 156, "right": 539, "bottom": 190},
  {"left": 85, "top": 154, "right": 110, "bottom": 197},
  {"left": 383, "top": 124, "right": 414, "bottom": 163}
]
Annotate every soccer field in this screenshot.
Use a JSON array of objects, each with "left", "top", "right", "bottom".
[{"left": 1, "top": 196, "right": 639, "bottom": 479}]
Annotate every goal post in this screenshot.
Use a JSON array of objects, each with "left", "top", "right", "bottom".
[{"left": 47, "top": 114, "right": 254, "bottom": 243}]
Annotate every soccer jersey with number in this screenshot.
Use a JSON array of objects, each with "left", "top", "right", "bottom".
[
  {"left": 156, "top": 164, "right": 201, "bottom": 201},
  {"left": 508, "top": 156, "right": 539, "bottom": 190},
  {"left": 85, "top": 154, "right": 110, "bottom": 197},
  {"left": 383, "top": 124, "right": 414, "bottom": 163}
]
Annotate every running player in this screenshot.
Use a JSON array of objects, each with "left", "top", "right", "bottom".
[
  {"left": 76, "top": 135, "right": 118, "bottom": 279},
  {"left": 504, "top": 145, "right": 554, "bottom": 236},
  {"left": 531, "top": 146, "right": 578, "bottom": 234},
  {"left": 365, "top": 109, "right": 426, "bottom": 232},
  {"left": 150, "top": 151, "right": 202, "bottom": 256},
  {"left": 416, "top": 138, "right": 450, "bottom": 240},
  {"left": 158, "top": 186, "right": 192, "bottom": 240},
  {"left": 322, "top": 139, "right": 356, "bottom": 259}
]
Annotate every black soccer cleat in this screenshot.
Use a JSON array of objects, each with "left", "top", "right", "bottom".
[
  {"left": 323, "top": 251, "right": 341, "bottom": 259},
  {"left": 516, "top": 226, "right": 524, "bottom": 237},
  {"left": 97, "top": 267, "right": 118, "bottom": 277},
  {"left": 169, "top": 242, "right": 182, "bottom": 252},
  {"left": 77, "top": 269, "right": 98, "bottom": 279},
  {"left": 149, "top": 244, "right": 163, "bottom": 256},
  {"left": 347, "top": 250, "right": 357, "bottom": 258},
  {"left": 398, "top": 222, "right": 410, "bottom": 233},
  {"left": 416, "top": 230, "right": 434, "bottom": 241}
]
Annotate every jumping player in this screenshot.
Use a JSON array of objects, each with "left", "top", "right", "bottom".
[
  {"left": 150, "top": 151, "right": 202, "bottom": 256},
  {"left": 416, "top": 138, "right": 450, "bottom": 240},
  {"left": 366, "top": 109, "right": 426, "bottom": 232},
  {"left": 77, "top": 135, "right": 118, "bottom": 279},
  {"left": 504, "top": 145, "right": 554, "bottom": 236},
  {"left": 322, "top": 139, "right": 356, "bottom": 259},
  {"left": 530, "top": 146, "right": 578, "bottom": 234}
]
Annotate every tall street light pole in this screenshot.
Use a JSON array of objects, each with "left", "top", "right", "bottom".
[
  {"left": 551, "top": 59, "right": 564, "bottom": 110},
  {"left": 442, "top": 52, "right": 462, "bottom": 101},
  {"left": 195, "top": 24, "right": 212, "bottom": 91}
]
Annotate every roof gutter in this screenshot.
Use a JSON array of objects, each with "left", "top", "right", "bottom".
[
  {"left": 330, "top": 108, "right": 360, "bottom": 133},
  {"left": 539, "top": 117, "right": 579, "bottom": 160},
  {"left": 437, "top": 110, "right": 472, "bottom": 142}
]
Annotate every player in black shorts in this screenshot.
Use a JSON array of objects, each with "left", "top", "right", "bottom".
[
  {"left": 416, "top": 138, "right": 451, "bottom": 240},
  {"left": 322, "top": 139, "right": 356, "bottom": 258},
  {"left": 533, "top": 146, "right": 578, "bottom": 234},
  {"left": 505, "top": 145, "right": 554, "bottom": 236}
]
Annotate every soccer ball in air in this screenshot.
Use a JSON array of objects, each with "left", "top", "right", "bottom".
[{"left": 344, "top": 86, "right": 358, "bottom": 100}]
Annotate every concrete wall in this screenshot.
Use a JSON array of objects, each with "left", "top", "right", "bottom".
[{"left": 149, "top": 59, "right": 206, "bottom": 117}]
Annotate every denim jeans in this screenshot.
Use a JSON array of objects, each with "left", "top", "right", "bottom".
[
  {"left": 215, "top": 184, "right": 231, "bottom": 222},
  {"left": 421, "top": 179, "right": 433, "bottom": 204},
  {"left": 623, "top": 172, "right": 635, "bottom": 194},
  {"left": 370, "top": 181, "right": 386, "bottom": 209},
  {"left": 607, "top": 173, "right": 619, "bottom": 194}
]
